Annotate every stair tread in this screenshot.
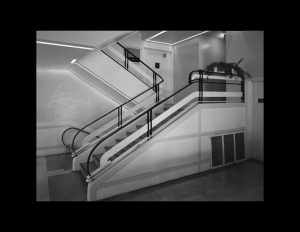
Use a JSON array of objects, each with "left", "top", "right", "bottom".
[
  {"left": 80, "top": 162, "right": 98, "bottom": 177},
  {"left": 116, "top": 138, "right": 126, "bottom": 143},
  {"left": 93, "top": 153, "right": 104, "bottom": 160},
  {"left": 105, "top": 145, "right": 114, "bottom": 149}
]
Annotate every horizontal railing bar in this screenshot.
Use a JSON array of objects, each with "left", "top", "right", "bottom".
[
  {"left": 61, "top": 127, "right": 99, "bottom": 147},
  {"left": 202, "top": 81, "right": 242, "bottom": 85}
]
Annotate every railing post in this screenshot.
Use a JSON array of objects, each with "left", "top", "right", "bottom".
[
  {"left": 201, "top": 70, "right": 203, "bottom": 103},
  {"left": 150, "top": 109, "right": 152, "bottom": 137},
  {"left": 147, "top": 110, "right": 153, "bottom": 139},
  {"left": 157, "top": 84, "right": 159, "bottom": 102},
  {"left": 241, "top": 79, "right": 245, "bottom": 102},
  {"left": 120, "top": 106, "right": 122, "bottom": 126},
  {"left": 118, "top": 106, "right": 123, "bottom": 127},
  {"left": 199, "top": 70, "right": 203, "bottom": 103}
]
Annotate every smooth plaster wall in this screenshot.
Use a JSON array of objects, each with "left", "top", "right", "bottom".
[
  {"left": 173, "top": 35, "right": 226, "bottom": 103},
  {"left": 36, "top": 68, "right": 120, "bottom": 130},
  {"left": 173, "top": 36, "right": 200, "bottom": 103},
  {"left": 226, "top": 31, "right": 264, "bottom": 78},
  {"left": 199, "top": 35, "right": 226, "bottom": 69}
]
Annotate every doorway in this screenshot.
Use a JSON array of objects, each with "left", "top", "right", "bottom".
[{"left": 144, "top": 48, "right": 173, "bottom": 104}]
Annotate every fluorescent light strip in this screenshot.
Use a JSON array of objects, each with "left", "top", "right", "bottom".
[
  {"left": 37, "top": 41, "right": 94, "bottom": 50},
  {"left": 171, "top": 31, "right": 209, "bottom": 45},
  {"left": 146, "top": 40, "right": 173, "bottom": 45},
  {"left": 147, "top": 31, "right": 209, "bottom": 46},
  {"left": 69, "top": 69, "right": 130, "bottom": 111},
  {"left": 146, "top": 31, "right": 167, "bottom": 41}
]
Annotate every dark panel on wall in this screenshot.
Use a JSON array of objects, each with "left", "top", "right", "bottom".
[
  {"left": 235, "top": 132, "right": 245, "bottom": 161},
  {"left": 203, "top": 79, "right": 226, "bottom": 102},
  {"left": 211, "top": 136, "right": 223, "bottom": 167},
  {"left": 224, "top": 134, "right": 234, "bottom": 164}
]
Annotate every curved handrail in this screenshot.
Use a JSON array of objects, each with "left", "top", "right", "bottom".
[
  {"left": 86, "top": 69, "right": 245, "bottom": 178},
  {"left": 86, "top": 78, "right": 197, "bottom": 177},
  {"left": 69, "top": 43, "right": 165, "bottom": 154},
  {"left": 70, "top": 84, "right": 161, "bottom": 154},
  {"left": 61, "top": 127, "right": 100, "bottom": 148}
]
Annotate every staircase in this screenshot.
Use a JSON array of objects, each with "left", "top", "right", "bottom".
[{"left": 78, "top": 103, "right": 187, "bottom": 178}]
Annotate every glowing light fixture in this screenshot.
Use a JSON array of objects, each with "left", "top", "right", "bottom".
[
  {"left": 222, "top": 31, "right": 226, "bottom": 41},
  {"left": 146, "top": 31, "right": 167, "bottom": 41},
  {"left": 71, "top": 59, "right": 77, "bottom": 63},
  {"left": 37, "top": 41, "right": 94, "bottom": 50},
  {"left": 146, "top": 31, "right": 209, "bottom": 46}
]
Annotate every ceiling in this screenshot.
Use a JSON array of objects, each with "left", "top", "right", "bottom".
[
  {"left": 36, "top": 31, "right": 225, "bottom": 69},
  {"left": 140, "top": 31, "right": 224, "bottom": 44}
]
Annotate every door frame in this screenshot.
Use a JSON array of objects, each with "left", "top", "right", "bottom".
[{"left": 143, "top": 47, "right": 173, "bottom": 104}]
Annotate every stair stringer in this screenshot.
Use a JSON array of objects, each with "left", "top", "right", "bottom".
[
  {"left": 87, "top": 93, "right": 200, "bottom": 201},
  {"left": 72, "top": 97, "right": 166, "bottom": 172}
]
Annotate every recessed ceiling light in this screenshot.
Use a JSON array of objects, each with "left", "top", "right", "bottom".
[
  {"left": 146, "top": 31, "right": 209, "bottom": 46},
  {"left": 37, "top": 41, "right": 94, "bottom": 50},
  {"left": 146, "top": 31, "right": 167, "bottom": 41}
]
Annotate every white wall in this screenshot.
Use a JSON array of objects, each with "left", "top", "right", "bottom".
[
  {"left": 199, "top": 35, "right": 226, "bottom": 69},
  {"left": 226, "top": 31, "right": 264, "bottom": 79},
  {"left": 226, "top": 31, "right": 264, "bottom": 162},
  {"left": 36, "top": 68, "right": 120, "bottom": 156}
]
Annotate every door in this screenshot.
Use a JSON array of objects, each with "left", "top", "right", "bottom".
[{"left": 145, "top": 48, "right": 172, "bottom": 103}]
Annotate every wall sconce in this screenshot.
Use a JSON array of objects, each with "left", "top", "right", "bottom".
[{"left": 222, "top": 31, "right": 226, "bottom": 41}]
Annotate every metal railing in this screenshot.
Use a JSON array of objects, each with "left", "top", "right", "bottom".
[
  {"left": 85, "top": 69, "right": 245, "bottom": 178},
  {"left": 62, "top": 42, "right": 164, "bottom": 155}
]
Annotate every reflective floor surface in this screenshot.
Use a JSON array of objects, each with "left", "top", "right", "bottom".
[{"left": 37, "top": 153, "right": 263, "bottom": 201}]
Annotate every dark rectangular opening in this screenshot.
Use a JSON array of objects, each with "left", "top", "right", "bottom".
[
  {"left": 224, "top": 134, "right": 234, "bottom": 164},
  {"left": 211, "top": 136, "right": 223, "bottom": 167},
  {"left": 125, "top": 47, "right": 140, "bottom": 62},
  {"left": 235, "top": 132, "right": 245, "bottom": 161}
]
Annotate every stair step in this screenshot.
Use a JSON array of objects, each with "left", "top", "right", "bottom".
[
  {"left": 104, "top": 145, "right": 114, "bottom": 152},
  {"left": 93, "top": 153, "right": 104, "bottom": 167},
  {"left": 154, "top": 113, "right": 162, "bottom": 117},
  {"left": 116, "top": 138, "right": 126, "bottom": 144},
  {"left": 80, "top": 161, "right": 99, "bottom": 178},
  {"left": 108, "top": 132, "right": 148, "bottom": 163},
  {"left": 126, "top": 131, "right": 135, "bottom": 136},
  {"left": 136, "top": 124, "right": 145, "bottom": 130}
]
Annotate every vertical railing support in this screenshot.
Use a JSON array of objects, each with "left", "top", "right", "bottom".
[
  {"left": 147, "top": 110, "right": 152, "bottom": 139},
  {"left": 241, "top": 79, "right": 245, "bottom": 102},
  {"left": 118, "top": 106, "right": 122, "bottom": 127},
  {"left": 199, "top": 70, "right": 203, "bottom": 103}
]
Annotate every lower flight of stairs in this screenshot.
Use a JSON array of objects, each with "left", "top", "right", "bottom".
[{"left": 79, "top": 101, "right": 196, "bottom": 179}]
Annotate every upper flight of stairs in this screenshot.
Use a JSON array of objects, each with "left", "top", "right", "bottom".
[{"left": 79, "top": 102, "right": 193, "bottom": 178}]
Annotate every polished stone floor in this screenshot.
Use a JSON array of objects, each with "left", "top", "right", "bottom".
[{"left": 36, "top": 153, "right": 264, "bottom": 201}]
